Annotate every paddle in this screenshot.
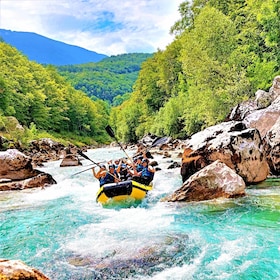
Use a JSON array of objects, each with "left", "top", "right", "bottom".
[
  {"left": 71, "top": 166, "right": 95, "bottom": 176},
  {"left": 77, "top": 150, "right": 100, "bottom": 166},
  {"left": 105, "top": 125, "right": 133, "bottom": 162},
  {"left": 77, "top": 150, "right": 119, "bottom": 181},
  {"left": 134, "top": 136, "right": 169, "bottom": 159}
]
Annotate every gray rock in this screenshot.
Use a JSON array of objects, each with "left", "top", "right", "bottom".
[{"left": 183, "top": 121, "right": 269, "bottom": 184}]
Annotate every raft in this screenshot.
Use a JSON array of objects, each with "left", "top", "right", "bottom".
[{"left": 96, "top": 180, "right": 153, "bottom": 205}]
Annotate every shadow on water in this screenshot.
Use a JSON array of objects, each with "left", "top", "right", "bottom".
[{"left": 247, "top": 177, "right": 280, "bottom": 189}]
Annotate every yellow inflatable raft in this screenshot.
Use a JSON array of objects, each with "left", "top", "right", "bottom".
[{"left": 96, "top": 180, "right": 153, "bottom": 205}]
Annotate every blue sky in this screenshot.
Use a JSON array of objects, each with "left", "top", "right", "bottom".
[{"left": 0, "top": 0, "right": 182, "bottom": 55}]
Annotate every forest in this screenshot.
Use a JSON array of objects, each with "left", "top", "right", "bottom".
[
  {"left": 57, "top": 53, "right": 152, "bottom": 105},
  {"left": 111, "top": 0, "right": 280, "bottom": 142},
  {"left": 0, "top": 0, "right": 279, "bottom": 147},
  {"left": 0, "top": 41, "right": 110, "bottom": 146}
]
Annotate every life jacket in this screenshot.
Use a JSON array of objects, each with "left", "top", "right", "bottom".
[
  {"left": 119, "top": 164, "right": 129, "bottom": 181},
  {"left": 100, "top": 171, "right": 117, "bottom": 186},
  {"left": 141, "top": 167, "right": 154, "bottom": 180},
  {"left": 136, "top": 164, "right": 143, "bottom": 172}
]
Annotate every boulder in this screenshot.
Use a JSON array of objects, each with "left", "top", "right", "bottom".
[
  {"left": 165, "top": 160, "right": 246, "bottom": 202},
  {"left": 0, "top": 173, "right": 56, "bottom": 191},
  {"left": 138, "top": 134, "right": 163, "bottom": 147},
  {"left": 181, "top": 121, "right": 269, "bottom": 184},
  {"left": 135, "top": 135, "right": 171, "bottom": 156},
  {"left": 181, "top": 148, "right": 206, "bottom": 182},
  {"left": 263, "top": 116, "right": 280, "bottom": 175},
  {"left": 2, "top": 116, "right": 24, "bottom": 133},
  {"left": 167, "top": 161, "right": 181, "bottom": 169},
  {"left": 26, "top": 138, "right": 66, "bottom": 165},
  {"left": 0, "top": 136, "right": 9, "bottom": 151},
  {"left": 243, "top": 96, "right": 280, "bottom": 138},
  {"left": 228, "top": 76, "right": 280, "bottom": 138},
  {"left": 60, "top": 154, "right": 82, "bottom": 167},
  {"left": 0, "top": 149, "right": 38, "bottom": 180},
  {"left": 159, "top": 143, "right": 171, "bottom": 150},
  {"left": 226, "top": 76, "right": 280, "bottom": 175},
  {"left": 0, "top": 149, "right": 56, "bottom": 191},
  {"left": 269, "top": 75, "right": 280, "bottom": 98},
  {"left": 228, "top": 99, "right": 258, "bottom": 121},
  {"left": 0, "top": 259, "right": 49, "bottom": 280},
  {"left": 255, "top": 89, "right": 274, "bottom": 109}
]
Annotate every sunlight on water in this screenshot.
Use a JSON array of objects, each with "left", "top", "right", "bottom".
[{"left": 1, "top": 147, "right": 280, "bottom": 279}]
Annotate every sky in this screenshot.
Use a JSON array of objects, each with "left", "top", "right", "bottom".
[{"left": 0, "top": 0, "right": 183, "bottom": 56}]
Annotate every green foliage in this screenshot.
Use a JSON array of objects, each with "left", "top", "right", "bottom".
[
  {"left": 112, "top": 92, "right": 131, "bottom": 106},
  {"left": 150, "top": 93, "right": 187, "bottom": 138},
  {"left": 57, "top": 53, "right": 152, "bottom": 104},
  {"left": 0, "top": 42, "right": 110, "bottom": 146},
  {"left": 179, "top": 6, "right": 252, "bottom": 133},
  {"left": 110, "top": 96, "right": 143, "bottom": 143},
  {"left": 112, "top": 0, "right": 280, "bottom": 141},
  {"left": 170, "top": 1, "right": 194, "bottom": 35}
]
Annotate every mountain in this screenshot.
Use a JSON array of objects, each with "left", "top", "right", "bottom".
[
  {"left": 0, "top": 29, "right": 107, "bottom": 65},
  {"left": 57, "top": 53, "right": 153, "bottom": 105}
]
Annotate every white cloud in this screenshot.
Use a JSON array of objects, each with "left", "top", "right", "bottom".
[{"left": 0, "top": 0, "right": 182, "bottom": 55}]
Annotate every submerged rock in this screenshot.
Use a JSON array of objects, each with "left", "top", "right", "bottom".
[{"left": 67, "top": 234, "right": 194, "bottom": 278}]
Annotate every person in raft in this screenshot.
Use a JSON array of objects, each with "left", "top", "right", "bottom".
[
  {"left": 116, "top": 158, "right": 131, "bottom": 181},
  {"left": 92, "top": 164, "right": 106, "bottom": 180},
  {"left": 131, "top": 158, "right": 155, "bottom": 185},
  {"left": 92, "top": 164, "right": 120, "bottom": 187}
]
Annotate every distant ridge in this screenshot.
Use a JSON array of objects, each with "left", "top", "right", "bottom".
[{"left": 0, "top": 29, "right": 107, "bottom": 65}]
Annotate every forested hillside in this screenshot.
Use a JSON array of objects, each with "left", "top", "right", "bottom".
[
  {"left": 0, "top": 42, "right": 110, "bottom": 145},
  {"left": 57, "top": 53, "right": 152, "bottom": 105},
  {"left": 111, "top": 0, "right": 280, "bottom": 142}
]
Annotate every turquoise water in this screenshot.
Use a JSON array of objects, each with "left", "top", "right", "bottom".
[{"left": 0, "top": 148, "right": 280, "bottom": 279}]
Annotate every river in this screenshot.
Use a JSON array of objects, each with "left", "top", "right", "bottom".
[{"left": 0, "top": 147, "right": 280, "bottom": 279}]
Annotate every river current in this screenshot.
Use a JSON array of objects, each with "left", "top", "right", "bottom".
[{"left": 0, "top": 147, "right": 280, "bottom": 279}]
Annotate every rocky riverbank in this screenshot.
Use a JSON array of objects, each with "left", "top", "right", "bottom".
[{"left": 158, "top": 76, "right": 280, "bottom": 202}]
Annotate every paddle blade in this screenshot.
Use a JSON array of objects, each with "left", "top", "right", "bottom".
[
  {"left": 77, "top": 150, "right": 92, "bottom": 162},
  {"left": 145, "top": 151, "right": 153, "bottom": 159},
  {"left": 105, "top": 125, "right": 115, "bottom": 138}
]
